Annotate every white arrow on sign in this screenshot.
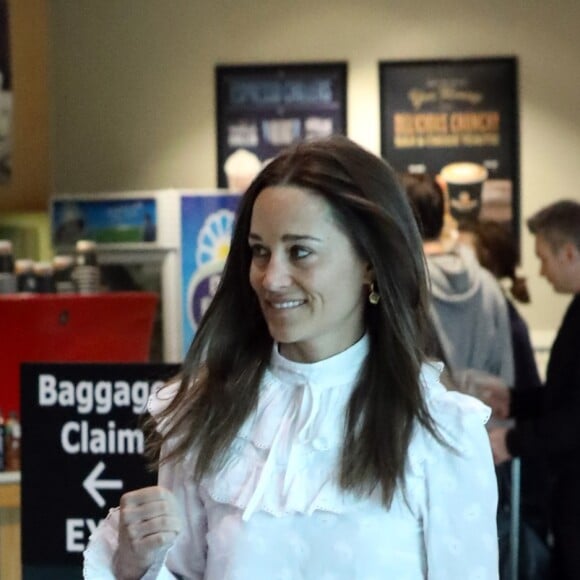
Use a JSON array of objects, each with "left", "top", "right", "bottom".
[{"left": 83, "top": 461, "right": 123, "bottom": 508}]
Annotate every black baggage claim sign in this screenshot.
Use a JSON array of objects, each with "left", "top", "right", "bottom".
[{"left": 21, "top": 363, "right": 180, "bottom": 580}]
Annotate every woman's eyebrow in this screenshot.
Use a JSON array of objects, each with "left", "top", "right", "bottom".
[{"left": 248, "top": 233, "right": 323, "bottom": 242}]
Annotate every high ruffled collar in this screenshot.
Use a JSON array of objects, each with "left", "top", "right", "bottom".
[{"left": 269, "top": 334, "right": 370, "bottom": 390}]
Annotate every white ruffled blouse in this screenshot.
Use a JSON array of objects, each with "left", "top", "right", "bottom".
[{"left": 84, "top": 336, "right": 499, "bottom": 579}]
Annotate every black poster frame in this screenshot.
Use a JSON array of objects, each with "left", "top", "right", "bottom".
[
  {"left": 380, "top": 57, "right": 520, "bottom": 239},
  {"left": 216, "top": 62, "right": 347, "bottom": 189}
]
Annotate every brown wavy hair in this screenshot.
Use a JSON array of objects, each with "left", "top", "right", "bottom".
[
  {"left": 147, "top": 136, "right": 443, "bottom": 506},
  {"left": 463, "top": 220, "right": 530, "bottom": 303}
]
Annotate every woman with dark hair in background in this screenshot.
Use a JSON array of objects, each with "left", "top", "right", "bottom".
[
  {"left": 84, "top": 136, "right": 498, "bottom": 579},
  {"left": 464, "top": 219, "right": 551, "bottom": 576},
  {"left": 464, "top": 220, "right": 542, "bottom": 393}
]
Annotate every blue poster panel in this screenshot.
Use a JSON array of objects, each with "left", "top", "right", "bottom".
[
  {"left": 380, "top": 58, "right": 519, "bottom": 235},
  {"left": 180, "top": 193, "right": 241, "bottom": 356},
  {"left": 216, "top": 62, "right": 347, "bottom": 189},
  {"left": 52, "top": 198, "right": 158, "bottom": 245},
  {"left": 21, "top": 362, "right": 179, "bottom": 580}
]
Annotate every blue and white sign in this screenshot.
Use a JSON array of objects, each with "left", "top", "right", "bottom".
[
  {"left": 52, "top": 198, "right": 158, "bottom": 245},
  {"left": 181, "top": 193, "right": 241, "bottom": 355}
]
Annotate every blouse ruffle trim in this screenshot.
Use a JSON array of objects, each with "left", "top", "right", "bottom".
[
  {"left": 405, "top": 362, "right": 491, "bottom": 476},
  {"left": 148, "top": 360, "right": 491, "bottom": 520}
]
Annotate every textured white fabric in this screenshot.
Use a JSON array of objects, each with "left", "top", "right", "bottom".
[{"left": 84, "top": 336, "right": 499, "bottom": 579}]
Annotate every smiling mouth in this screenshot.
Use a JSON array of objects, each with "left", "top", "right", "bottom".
[{"left": 267, "top": 299, "right": 306, "bottom": 310}]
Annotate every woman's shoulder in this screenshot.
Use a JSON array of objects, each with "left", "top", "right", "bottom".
[
  {"left": 419, "top": 361, "right": 491, "bottom": 425},
  {"left": 148, "top": 380, "right": 179, "bottom": 413},
  {"left": 410, "top": 362, "right": 492, "bottom": 467},
  {"left": 146, "top": 380, "right": 182, "bottom": 434}
]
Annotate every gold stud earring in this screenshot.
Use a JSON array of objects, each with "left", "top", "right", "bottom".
[{"left": 369, "top": 282, "right": 380, "bottom": 305}]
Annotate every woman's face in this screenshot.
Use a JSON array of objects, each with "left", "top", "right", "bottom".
[{"left": 249, "top": 185, "right": 371, "bottom": 363}]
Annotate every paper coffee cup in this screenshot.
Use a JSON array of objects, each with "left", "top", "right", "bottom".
[
  {"left": 223, "top": 149, "right": 262, "bottom": 193},
  {"left": 440, "top": 162, "right": 488, "bottom": 225}
]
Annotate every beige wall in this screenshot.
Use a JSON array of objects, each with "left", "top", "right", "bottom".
[
  {"left": 48, "top": 0, "right": 580, "bottom": 333},
  {"left": 0, "top": 0, "right": 50, "bottom": 212}
]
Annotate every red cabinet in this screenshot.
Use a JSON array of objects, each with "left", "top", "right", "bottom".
[{"left": 0, "top": 292, "right": 158, "bottom": 412}]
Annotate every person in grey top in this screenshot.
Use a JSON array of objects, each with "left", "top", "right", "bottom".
[{"left": 401, "top": 173, "right": 514, "bottom": 387}]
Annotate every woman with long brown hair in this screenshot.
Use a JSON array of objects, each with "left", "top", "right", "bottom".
[{"left": 85, "top": 136, "right": 498, "bottom": 579}]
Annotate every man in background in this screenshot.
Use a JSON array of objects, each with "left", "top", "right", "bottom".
[{"left": 487, "top": 200, "right": 580, "bottom": 579}]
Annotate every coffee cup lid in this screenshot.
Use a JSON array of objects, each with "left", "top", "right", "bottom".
[
  {"left": 0, "top": 240, "right": 13, "bottom": 253},
  {"left": 440, "top": 162, "right": 488, "bottom": 184}
]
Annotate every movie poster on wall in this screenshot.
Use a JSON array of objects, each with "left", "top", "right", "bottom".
[
  {"left": 216, "top": 62, "right": 347, "bottom": 190},
  {"left": 380, "top": 58, "right": 519, "bottom": 236}
]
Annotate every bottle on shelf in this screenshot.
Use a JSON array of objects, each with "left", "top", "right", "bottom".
[
  {"left": 33, "top": 261, "right": 56, "bottom": 293},
  {"left": 4, "top": 411, "right": 21, "bottom": 472},
  {"left": 53, "top": 254, "right": 77, "bottom": 293},
  {"left": 0, "top": 240, "right": 17, "bottom": 294},
  {"left": 15, "top": 258, "right": 38, "bottom": 293},
  {"left": 72, "top": 239, "right": 101, "bottom": 294}
]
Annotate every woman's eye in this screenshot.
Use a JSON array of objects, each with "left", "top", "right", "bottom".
[
  {"left": 290, "top": 246, "right": 311, "bottom": 260},
  {"left": 250, "top": 244, "right": 268, "bottom": 258}
]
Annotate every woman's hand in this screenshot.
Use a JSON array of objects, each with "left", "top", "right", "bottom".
[
  {"left": 489, "top": 426, "right": 512, "bottom": 464},
  {"left": 478, "top": 381, "right": 511, "bottom": 420},
  {"left": 113, "top": 486, "right": 182, "bottom": 580}
]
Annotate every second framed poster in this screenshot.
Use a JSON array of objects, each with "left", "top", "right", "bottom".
[
  {"left": 216, "top": 62, "right": 347, "bottom": 190},
  {"left": 380, "top": 57, "right": 519, "bottom": 234}
]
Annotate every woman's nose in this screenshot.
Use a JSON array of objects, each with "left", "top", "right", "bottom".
[{"left": 262, "top": 256, "right": 291, "bottom": 290}]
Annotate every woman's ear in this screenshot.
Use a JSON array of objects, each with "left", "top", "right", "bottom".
[
  {"left": 363, "top": 262, "right": 375, "bottom": 285},
  {"left": 562, "top": 241, "right": 580, "bottom": 263}
]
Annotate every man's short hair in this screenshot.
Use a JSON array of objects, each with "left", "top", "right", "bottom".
[{"left": 527, "top": 200, "right": 580, "bottom": 251}]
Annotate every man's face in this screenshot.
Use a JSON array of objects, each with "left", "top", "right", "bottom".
[{"left": 534, "top": 234, "right": 579, "bottom": 294}]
